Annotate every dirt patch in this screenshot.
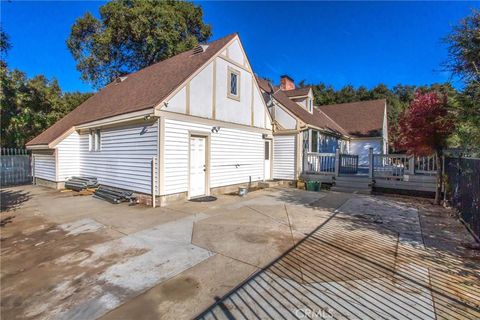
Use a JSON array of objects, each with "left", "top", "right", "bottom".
[{"left": 0, "top": 213, "right": 122, "bottom": 319}]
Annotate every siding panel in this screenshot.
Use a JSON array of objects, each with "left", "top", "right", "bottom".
[
  {"left": 57, "top": 131, "right": 80, "bottom": 181},
  {"left": 273, "top": 135, "right": 296, "bottom": 180},
  {"left": 163, "top": 119, "right": 265, "bottom": 195},
  {"left": 78, "top": 122, "right": 158, "bottom": 194},
  {"left": 34, "top": 152, "right": 56, "bottom": 181}
]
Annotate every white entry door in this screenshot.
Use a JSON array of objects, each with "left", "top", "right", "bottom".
[
  {"left": 264, "top": 140, "right": 271, "bottom": 180},
  {"left": 189, "top": 136, "right": 207, "bottom": 197}
]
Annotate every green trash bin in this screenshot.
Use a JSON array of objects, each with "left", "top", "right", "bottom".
[
  {"left": 306, "top": 181, "right": 321, "bottom": 191},
  {"left": 306, "top": 181, "right": 319, "bottom": 191}
]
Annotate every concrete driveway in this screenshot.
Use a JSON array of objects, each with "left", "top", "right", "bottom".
[{"left": 1, "top": 185, "right": 479, "bottom": 319}]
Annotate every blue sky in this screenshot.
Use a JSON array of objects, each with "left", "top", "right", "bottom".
[{"left": 2, "top": 1, "right": 477, "bottom": 93}]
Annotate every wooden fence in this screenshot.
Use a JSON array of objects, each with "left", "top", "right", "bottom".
[
  {"left": 1, "top": 148, "right": 33, "bottom": 186},
  {"left": 445, "top": 157, "right": 480, "bottom": 239}
]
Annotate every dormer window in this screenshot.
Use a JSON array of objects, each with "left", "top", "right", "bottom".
[
  {"left": 308, "top": 98, "right": 313, "bottom": 113},
  {"left": 227, "top": 67, "right": 240, "bottom": 101}
]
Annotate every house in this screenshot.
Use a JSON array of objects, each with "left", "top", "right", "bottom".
[
  {"left": 257, "top": 75, "right": 388, "bottom": 179},
  {"left": 26, "top": 33, "right": 274, "bottom": 205}
]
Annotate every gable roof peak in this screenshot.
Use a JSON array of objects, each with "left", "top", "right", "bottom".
[{"left": 27, "top": 33, "right": 238, "bottom": 147}]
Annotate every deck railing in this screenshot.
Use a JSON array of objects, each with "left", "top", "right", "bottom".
[
  {"left": 372, "top": 154, "right": 437, "bottom": 178},
  {"left": 339, "top": 154, "right": 359, "bottom": 174},
  {"left": 303, "top": 147, "right": 438, "bottom": 178},
  {"left": 304, "top": 152, "right": 336, "bottom": 174},
  {"left": 415, "top": 155, "right": 437, "bottom": 174}
]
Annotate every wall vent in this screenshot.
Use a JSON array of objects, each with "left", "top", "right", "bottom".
[{"left": 192, "top": 44, "right": 209, "bottom": 54}]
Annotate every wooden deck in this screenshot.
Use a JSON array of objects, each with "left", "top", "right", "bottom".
[{"left": 302, "top": 150, "right": 437, "bottom": 194}]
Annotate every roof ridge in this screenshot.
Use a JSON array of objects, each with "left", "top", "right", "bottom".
[
  {"left": 105, "top": 32, "right": 238, "bottom": 86},
  {"left": 317, "top": 98, "right": 386, "bottom": 108}
]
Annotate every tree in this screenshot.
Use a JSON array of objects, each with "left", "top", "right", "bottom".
[
  {"left": 444, "top": 9, "right": 480, "bottom": 84},
  {"left": 1, "top": 27, "right": 11, "bottom": 69},
  {"left": 443, "top": 9, "right": 480, "bottom": 156},
  {"left": 1, "top": 67, "right": 93, "bottom": 148},
  {"left": 396, "top": 91, "right": 455, "bottom": 204},
  {"left": 67, "top": 0, "right": 212, "bottom": 88}
]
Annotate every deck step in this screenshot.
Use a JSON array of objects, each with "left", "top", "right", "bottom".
[
  {"left": 330, "top": 186, "right": 371, "bottom": 195},
  {"left": 335, "top": 176, "right": 371, "bottom": 183}
]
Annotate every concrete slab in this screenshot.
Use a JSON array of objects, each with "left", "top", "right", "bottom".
[
  {"left": 101, "top": 254, "right": 258, "bottom": 320},
  {"left": 192, "top": 207, "right": 293, "bottom": 268},
  {"left": 2, "top": 185, "right": 479, "bottom": 320}
]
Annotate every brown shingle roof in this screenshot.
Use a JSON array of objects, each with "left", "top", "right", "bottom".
[
  {"left": 317, "top": 99, "right": 386, "bottom": 138},
  {"left": 256, "top": 76, "right": 272, "bottom": 93},
  {"left": 283, "top": 87, "right": 311, "bottom": 97},
  {"left": 27, "top": 33, "right": 237, "bottom": 146}
]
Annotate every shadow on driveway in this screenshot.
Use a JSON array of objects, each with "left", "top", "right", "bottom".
[{"left": 196, "top": 194, "right": 480, "bottom": 320}]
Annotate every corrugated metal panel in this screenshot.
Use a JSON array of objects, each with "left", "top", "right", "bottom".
[
  {"left": 163, "top": 119, "right": 265, "bottom": 195},
  {"left": 57, "top": 131, "right": 80, "bottom": 181},
  {"left": 78, "top": 122, "right": 158, "bottom": 194},
  {"left": 33, "top": 152, "right": 56, "bottom": 181},
  {"left": 273, "top": 135, "right": 296, "bottom": 180}
]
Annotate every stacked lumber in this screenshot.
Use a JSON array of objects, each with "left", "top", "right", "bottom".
[
  {"left": 93, "top": 186, "right": 135, "bottom": 204},
  {"left": 65, "top": 176, "right": 98, "bottom": 191}
]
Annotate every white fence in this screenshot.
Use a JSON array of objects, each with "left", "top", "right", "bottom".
[
  {"left": 303, "top": 149, "right": 438, "bottom": 178},
  {"left": 372, "top": 154, "right": 437, "bottom": 178},
  {"left": 304, "top": 152, "right": 336, "bottom": 174},
  {"left": 1, "top": 148, "right": 33, "bottom": 186}
]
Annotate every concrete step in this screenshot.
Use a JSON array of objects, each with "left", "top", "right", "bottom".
[{"left": 330, "top": 186, "right": 371, "bottom": 195}]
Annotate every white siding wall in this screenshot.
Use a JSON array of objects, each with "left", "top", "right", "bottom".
[
  {"left": 163, "top": 118, "right": 265, "bottom": 195},
  {"left": 190, "top": 63, "right": 213, "bottom": 118},
  {"left": 215, "top": 57, "right": 252, "bottom": 126},
  {"left": 78, "top": 122, "right": 158, "bottom": 194},
  {"left": 57, "top": 131, "right": 80, "bottom": 181},
  {"left": 382, "top": 105, "right": 388, "bottom": 154},
  {"left": 350, "top": 138, "right": 382, "bottom": 166},
  {"left": 33, "top": 152, "right": 56, "bottom": 181},
  {"left": 273, "top": 135, "right": 296, "bottom": 180},
  {"left": 273, "top": 105, "right": 297, "bottom": 129},
  {"left": 227, "top": 39, "right": 244, "bottom": 65},
  {"left": 163, "top": 38, "right": 272, "bottom": 130}
]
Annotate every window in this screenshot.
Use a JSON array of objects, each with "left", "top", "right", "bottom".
[
  {"left": 227, "top": 67, "right": 240, "bottom": 100},
  {"left": 264, "top": 141, "right": 270, "bottom": 160},
  {"left": 309, "top": 98, "right": 313, "bottom": 112},
  {"left": 95, "top": 129, "right": 101, "bottom": 151},
  {"left": 89, "top": 129, "right": 101, "bottom": 152},
  {"left": 311, "top": 130, "right": 318, "bottom": 152},
  {"left": 89, "top": 130, "right": 94, "bottom": 151}
]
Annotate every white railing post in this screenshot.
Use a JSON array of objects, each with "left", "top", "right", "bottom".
[
  {"left": 334, "top": 148, "right": 340, "bottom": 178},
  {"left": 368, "top": 148, "right": 374, "bottom": 178},
  {"left": 151, "top": 156, "right": 156, "bottom": 208},
  {"left": 408, "top": 156, "right": 415, "bottom": 175}
]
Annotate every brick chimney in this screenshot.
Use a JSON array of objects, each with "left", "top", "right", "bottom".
[{"left": 280, "top": 75, "right": 295, "bottom": 91}]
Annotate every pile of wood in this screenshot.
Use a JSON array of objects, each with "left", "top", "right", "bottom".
[
  {"left": 65, "top": 176, "right": 98, "bottom": 191},
  {"left": 93, "top": 186, "right": 135, "bottom": 204}
]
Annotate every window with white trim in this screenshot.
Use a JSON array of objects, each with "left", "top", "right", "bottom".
[
  {"left": 227, "top": 67, "right": 240, "bottom": 100},
  {"left": 309, "top": 98, "right": 313, "bottom": 113},
  {"left": 89, "top": 129, "right": 101, "bottom": 152},
  {"left": 95, "top": 129, "right": 101, "bottom": 151}
]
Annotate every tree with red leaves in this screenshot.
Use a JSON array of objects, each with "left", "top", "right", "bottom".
[{"left": 396, "top": 91, "right": 455, "bottom": 204}]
